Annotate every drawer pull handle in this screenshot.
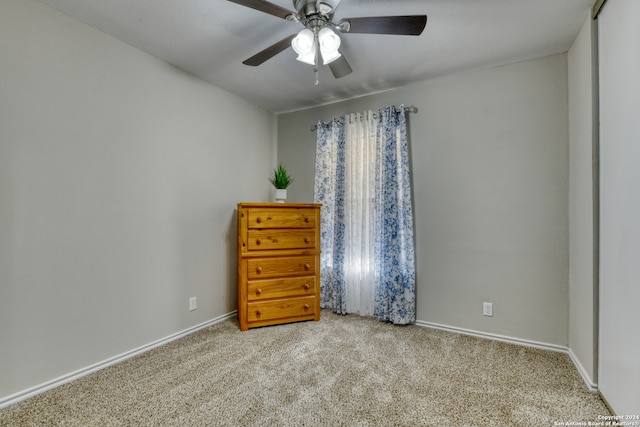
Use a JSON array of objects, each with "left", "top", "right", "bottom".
[
  {"left": 256, "top": 239, "right": 262, "bottom": 245},
  {"left": 304, "top": 237, "right": 310, "bottom": 244},
  {"left": 256, "top": 310, "right": 261, "bottom": 317},
  {"left": 304, "top": 217, "right": 310, "bottom": 223},
  {"left": 303, "top": 263, "right": 310, "bottom": 270},
  {"left": 303, "top": 304, "right": 310, "bottom": 310},
  {"left": 256, "top": 217, "right": 262, "bottom": 224},
  {"left": 304, "top": 283, "right": 310, "bottom": 290},
  {"left": 256, "top": 288, "right": 262, "bottom": 295},
  {"left": 256, "top": 266, "right": 263, "bottom": 274}
]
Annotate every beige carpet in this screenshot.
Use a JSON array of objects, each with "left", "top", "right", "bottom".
[{"left": 0, "top": 310, "right": 610, "bottom": 426}]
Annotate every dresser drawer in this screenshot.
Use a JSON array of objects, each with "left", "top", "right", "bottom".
[
  {"left": 247, "top": 255, "right": 316, "bottom": 280},
  {"left": 247, "top": 277, "right": 316, "bottom": 301},
  {"left": 247, "top": 296, "right": 316, "bottom": 322},
  {"left": 247, "top": 208, "right": 316, "bottom": 229},
  {"left": 247, "top": 229, "right": 317, "bottom": 251}
]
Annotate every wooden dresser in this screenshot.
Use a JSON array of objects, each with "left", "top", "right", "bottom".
[{"left": 237, "top": 202, "right": 321, "bottom": 331}]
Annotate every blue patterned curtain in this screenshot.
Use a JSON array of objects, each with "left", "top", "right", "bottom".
[
  {"left": 373, "top": 106, "right": 416, "bottom": 323},
  {"left": 314, "top": 116, "right": 348, "bottom": 314},
  {"left": 314, "top": 105, "right": 416, "bottom": 324}
]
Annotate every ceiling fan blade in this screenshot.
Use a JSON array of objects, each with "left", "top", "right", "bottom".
[
  {"left": 329, "top": 54, "right": 352, "bottom": 79},
  {"left": 228, "top": 0, "right": 295, "bottom": 20},
  {"left": 339, "top": 15, "right": 427, "bottom": 35},
  {"left": 242, "top": 34, "right": 296, "bottom": 66}
]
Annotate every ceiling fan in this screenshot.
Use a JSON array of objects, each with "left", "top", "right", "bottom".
[{"left": 228, "top": 0, "right": 427, "bottom": 81}]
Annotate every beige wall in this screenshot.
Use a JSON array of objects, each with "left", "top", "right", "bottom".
[
  {"left": 278, "top": 54, "right": 569, "bottom": 346},
  {"left": 0, "top": 0, "right": 276, "bottom": 401},
  {"left": 567, "top": 14, "right": 597, "bottom": 389}
]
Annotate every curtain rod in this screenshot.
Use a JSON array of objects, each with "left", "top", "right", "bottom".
[{"left": 310, "top": 105, "right": 419, "bottom": 132}]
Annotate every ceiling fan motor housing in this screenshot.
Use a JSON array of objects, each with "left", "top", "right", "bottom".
[
  {"left": 294, "top": 0, "right": 320, "bottom": 17},
  {"left": 294, "top": 0, "right": 338, "bottom": 22}
]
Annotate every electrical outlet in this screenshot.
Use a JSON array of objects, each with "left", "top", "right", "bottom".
[
  {"left": 189, "top": 297, "right": 197, "bottom": 311},
  {"left": 483, "top": 302, "right": 493, "bottom": 317}
]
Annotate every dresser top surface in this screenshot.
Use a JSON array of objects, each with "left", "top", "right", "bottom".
[{"left": 238, "top": 202, "right": 322, "bottom": 209}]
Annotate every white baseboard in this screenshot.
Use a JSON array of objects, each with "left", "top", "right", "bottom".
[
  {"left": 567, "top": 347, "right": 598, "bottom": 392},
  {"left": 415, "top": 320, "right": 598, "bottom": 392},
  {"left": 0, "top": 311, "right": 237, "bottom": 409}
]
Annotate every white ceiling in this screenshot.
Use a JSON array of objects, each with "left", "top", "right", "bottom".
[{"left": 37, "top": 0, "right": 594, "bottom": 113}]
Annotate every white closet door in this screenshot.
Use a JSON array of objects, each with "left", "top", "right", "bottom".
[{"left": 598, "top": 0, "right": 640, "bottom": 415}]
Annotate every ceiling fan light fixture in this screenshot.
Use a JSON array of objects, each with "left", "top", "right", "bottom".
[
  {"left": 320, "top": 48, "right": 341, "bottom": 64},
  {"left": 296, "top": 49, "right": 317, "bottom": 65},
  {"left": 292, "top": 28, "right": 314, "bottom": 55},
  {"left": 292, "top": 28, "right": 317, "bottom": 65},
  {"left": 318, "top": 27, "right": 341, "bottom": 64}
]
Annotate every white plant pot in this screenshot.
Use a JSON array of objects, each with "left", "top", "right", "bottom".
[{"left": 275, "top": 189, "right": 287, "bottom": 203}]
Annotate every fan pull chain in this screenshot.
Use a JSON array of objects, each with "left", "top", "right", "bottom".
[{"left": 314, "top": 29, "right": 320, "bottom": 85}]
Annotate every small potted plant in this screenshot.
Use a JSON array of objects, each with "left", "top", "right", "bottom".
[{"left": 269, "top": 164, "right": 294, "bottom": 203}]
